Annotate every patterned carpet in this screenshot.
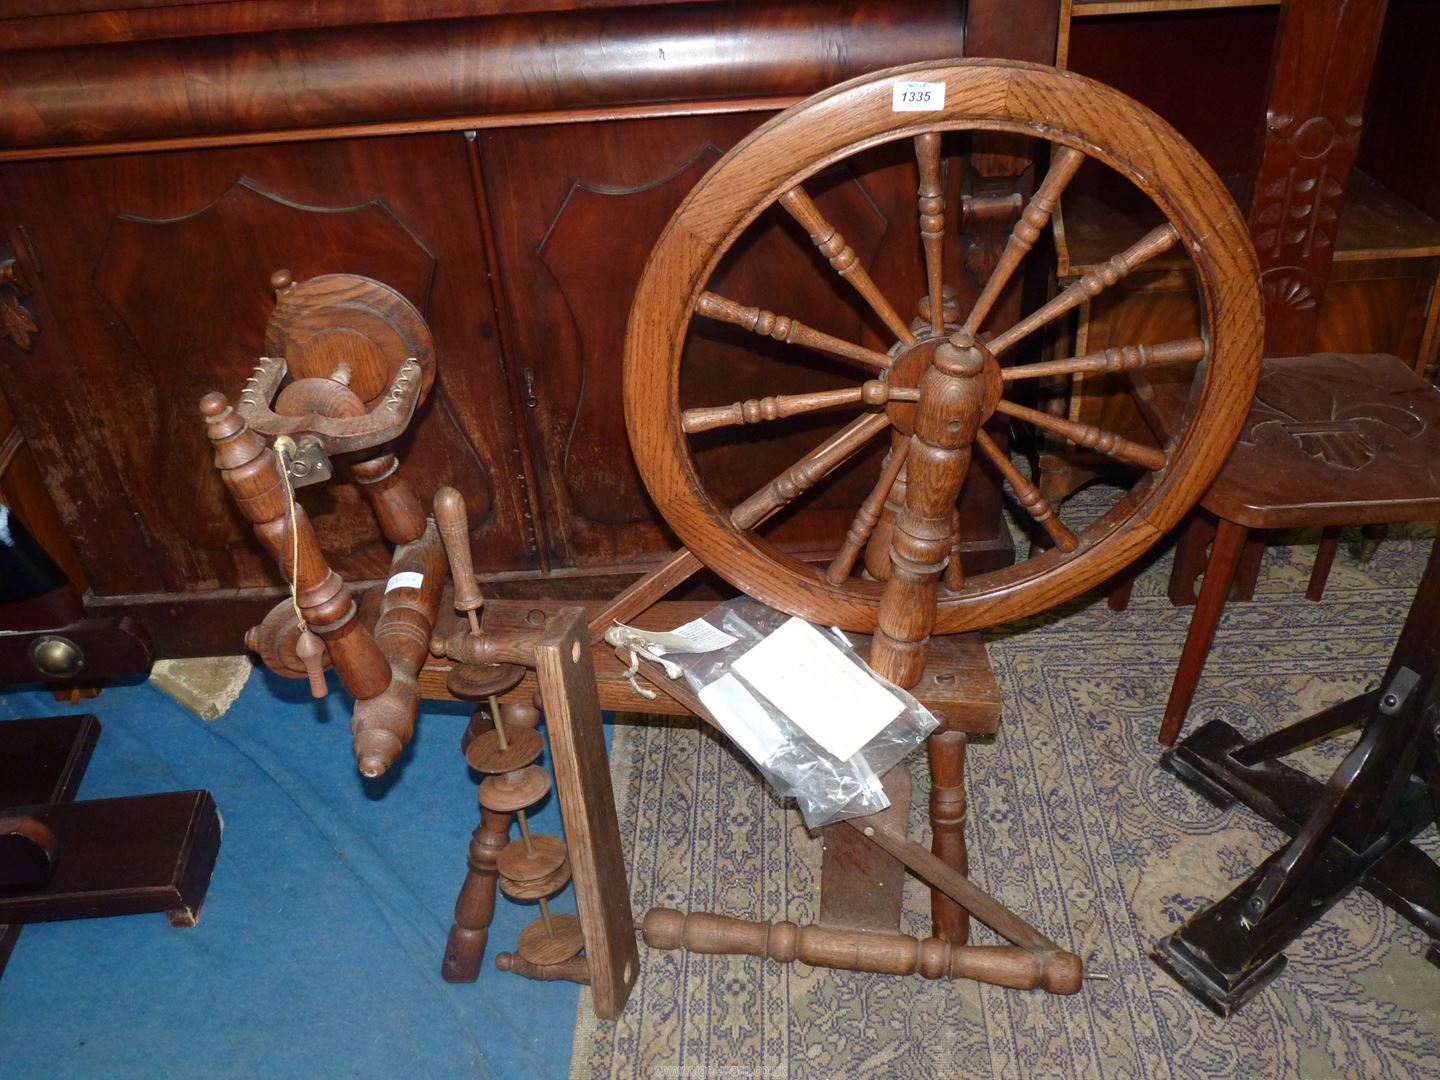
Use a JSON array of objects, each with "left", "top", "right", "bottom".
[{"left": 571, "top": 523, "right": 1440, "bottom": 1079}]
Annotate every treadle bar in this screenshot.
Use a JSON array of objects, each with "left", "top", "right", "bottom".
[{"left": 1153, "top": 533, "right": 1440, "bottom": 1016}]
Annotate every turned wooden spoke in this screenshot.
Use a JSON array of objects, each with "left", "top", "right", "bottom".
[
  {"left": 733, "top": 410, "right": 892, "bottom": 526},
  {"left": 997, "top": 398, "right": 1166, "bottom": 471},
  {"left": 1001, "top": 337, "right": 1207, "bottom": 382},
  {"left": 779, "top": 187, "right": 917, "bottom": 346},
  {"left": 695, "top": 292, "right": 892, "bottom": 371},
  {"left": 974, "top": 430, "right": 1078, "bottom": 552},
  {"left": 914, "top": 132, "right": 947, "bottom": 336},
  {"left": 683, "top": 382, "right": 917, "bottom": 434},
  {"left": 987, "top": 224, "right": 1180, "bottom": 356},
  {"left": 963, "top": 146, "right": 1085, "bottom": 337},
  {"left": 825, "top": 440, "right": 910, "bottom": 585}
]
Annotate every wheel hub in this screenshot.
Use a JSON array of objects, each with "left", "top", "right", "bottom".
[{"left": 885, "top": 331, "right": 1004, "bottom": 436}]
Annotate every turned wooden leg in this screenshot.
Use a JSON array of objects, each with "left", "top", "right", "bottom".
[
  {"left": 443, "top": 702, "right": 542, "bottom": 982},
  {"left": 1307, "top": 525, "right": 1342, "bottom": 601},
  {"left": 442, "top": 804, "right": 511, "bottom": 982},
  {"left": 460, "top": 703, "right": 495, "bottom": 754},
  {"left": 927, "top": 729, "right": 969, "bottom": 944},
  {"left": 1159, "top": 518, "right": 1248, "bottom": 747}
]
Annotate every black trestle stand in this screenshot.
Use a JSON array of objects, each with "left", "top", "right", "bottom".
[{"left": 1153, "top": 532, "right": 1440, "bottom": 1016}]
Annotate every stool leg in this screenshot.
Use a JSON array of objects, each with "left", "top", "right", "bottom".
[
  {"left": 927, "top": 730, "right": 969, "bottom": 944},
  {"left": 1159, "top": 518, "right": 1248, "bottom": 747},
  {"left": 442, "top": 804, "right": 511, "bottom": 982},
  {"left": 1307, "top": 525, "right": 1342, "bottom": 602},
  {"left": 1168, "top": 514, "right": 1216, "bottom": 606},
  {"left": 1107, "top": 563, "right": 1138, "bottom": 611}
]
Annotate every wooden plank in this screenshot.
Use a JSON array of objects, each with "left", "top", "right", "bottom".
[
  {"left": 819, "top": 766, "right": 910, "bottom": 932},
  {"left": 420, "top": 600, "right": 1003, "bottom": 735},
  {"left": 533, "top": 608, "right": 638, "bottom": 1020},
  {"left": 0, "top": 790, "right": 221, "bottom": 928}
]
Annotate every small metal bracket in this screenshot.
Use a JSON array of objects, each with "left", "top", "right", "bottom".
[{"left": 273, "top": 434, "right": 334, "bottom": 490}]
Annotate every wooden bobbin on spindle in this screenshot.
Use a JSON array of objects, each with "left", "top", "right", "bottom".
[{"left": 469, "top": 697, "right": 584, "bottom": 969}]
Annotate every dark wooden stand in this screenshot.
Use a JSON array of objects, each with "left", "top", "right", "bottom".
[
  {"left": 1154, "top": 532, "right": 1440, "bottom": 1016},
  {"left": 0, "top": 713, "right": 97, "bottom": 976},
  {"left": 0, "top": 714, "right": 223, "bottom": 981}
]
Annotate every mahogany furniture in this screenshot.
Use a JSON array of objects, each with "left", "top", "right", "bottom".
[
  {"left": 0, "top": 0, "right": 1068, "bottom": 663},
  {"left": 1134, "top": 352, "right": 1440, "bottom": 746},
  {"left": 1156, "top": 529, "right": 1440, "bottom": 1016},
  {"left": 0, "top": 714, "right": 222, "bottom": 981}
]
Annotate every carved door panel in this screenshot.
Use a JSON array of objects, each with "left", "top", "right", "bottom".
[
  {"left": 482, "top": 115, "right": 1001, "bottom": 571},
  {"left": 0, "top": 134, "right": 533, "bottom": 608}
]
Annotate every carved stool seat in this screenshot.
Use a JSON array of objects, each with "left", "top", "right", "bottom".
[{"left": 1131, "top": 352, "right": 1440, "bottom": 745}]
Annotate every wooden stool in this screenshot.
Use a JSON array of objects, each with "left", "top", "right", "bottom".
[{"left": 1129, "top": 353, "right": 1440, "bottom": 746}]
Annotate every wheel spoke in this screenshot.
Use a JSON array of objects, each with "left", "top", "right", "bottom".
[
  {"left": 995, "top": 398, "right": 1166, "bottom": 470},
  {"left": 779, "top": 187, "right": 917, "bottom": 346},
  {"left": 683, "top": 382, "right": 916, "bottom": 433},
  {"left": 825, "top": 440, "right": 910, "bottom": 584},
  {"left": 974, "top": 429, "right": 1078, "bottom": 552},
  {"left": 987, "top": 224, "right": 1180, "bottom": 356},
  {"left": 696, "top": 291, "right": 893, "bottom": 371},
  {"left": 732, "top": 410, "right": 892, "bottom": 527},
  {"left": 915, "top": 132, "right": 947, "bottom": 336},
  {"left": 1001, "top": 337, "right": 1206, "bottom": 382},
  {"left": 963, "top": 145, "right": 1085, "bottom": 337}
]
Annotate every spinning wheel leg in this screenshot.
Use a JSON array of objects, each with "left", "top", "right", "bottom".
[
  {"left": 442, "top": 804, "right": 511, "bottom": 983},
  {"left": 442, "top": 701, "right": 543, "bottom": 983},
  {"left": 927, "top": 730, "right": 970, "bottom": 944},
  {"left": 460, "top": 704, "right": 493, "bottom": 754}
]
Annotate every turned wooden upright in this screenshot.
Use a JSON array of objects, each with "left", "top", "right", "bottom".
[
  {"left": 871, "top": 333, "right": 997, "bottom": 687},
  {"left": 200, "top": 391, "right": 390, "bottom": 701}
]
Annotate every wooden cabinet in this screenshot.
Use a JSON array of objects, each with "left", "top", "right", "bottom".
[
  {"left": 1043, "top": 0, "right": 1440, "bottom": 503},
  {"left": 3, "top": 0, "right": 1046, "bottom": 656},
  {"left": 1, "top": 135, "right": 535, "bottom": 603}
]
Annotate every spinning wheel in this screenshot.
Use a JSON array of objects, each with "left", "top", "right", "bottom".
[{"left": 625, "top": 58, "right": 1263, "bottom": 685}]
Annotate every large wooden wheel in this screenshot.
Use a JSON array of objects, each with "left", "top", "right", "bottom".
[{"left": 624, "top": 59, "right": 1262, "bottom": 686}]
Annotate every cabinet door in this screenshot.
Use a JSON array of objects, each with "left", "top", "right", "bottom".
[
  {"left": 482, "top": 114, "right": 1000, "bottom": 571},
  {"left": 0, "top": 134, "right": 534, "bottom": 612}
]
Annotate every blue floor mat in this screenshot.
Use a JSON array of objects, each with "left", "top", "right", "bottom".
[{"left": 0, "top": 670, "right": 582, "bottom": 1079}]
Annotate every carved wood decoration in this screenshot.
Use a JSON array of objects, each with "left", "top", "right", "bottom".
[
  {"left": 0, "top": 135, "right": 533, "bottom": 648},
  {"left": 1248, "top": 0, "right": 1389, "bottom": 357}
]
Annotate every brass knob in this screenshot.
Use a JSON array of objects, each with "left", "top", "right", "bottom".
[{"left": 31, "top": 635, "right": 84, "bottom": 679}]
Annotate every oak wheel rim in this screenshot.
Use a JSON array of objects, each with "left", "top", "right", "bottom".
[{"left": 624, "top": 58, "right": 1262, "bottom": 636}]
